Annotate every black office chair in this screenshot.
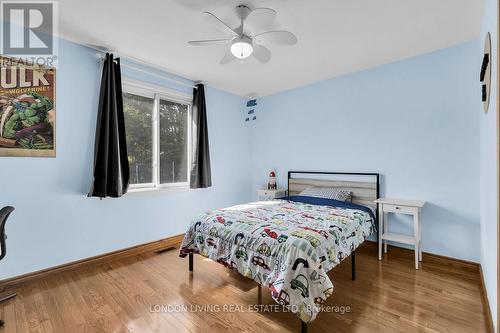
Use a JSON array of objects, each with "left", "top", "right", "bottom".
[{"left": 0, "top": 206, "right": 16, "bottom": 328}]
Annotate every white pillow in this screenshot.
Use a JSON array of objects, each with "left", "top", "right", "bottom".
[{"left": 299, "top": 187, "right": 352, "bottom": 202}]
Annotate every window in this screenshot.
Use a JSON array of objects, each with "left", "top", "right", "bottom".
[
  {"left": 123, "top": 92, "right": 154, "bottom": 185},
  {"left": 123, "top": 81, "right": 191, "bottom": 190}
]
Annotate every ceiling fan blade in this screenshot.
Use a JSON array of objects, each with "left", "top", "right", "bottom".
[
  {"left": 254, "top": 30, "right": 298, "bottom": 46},
  {"left": 244, "top": 8, "right": 276, "bottom": 32},
  {"left": 188, "top": 39, "right": 231, "bottom": 46},
  {"left": 252, "top": 45, "right": 271, "bottom": 64},
  {"left": 220, "top": 49, "right": 236, "bottom": 64},
  {"left": 203, "top": 12, "right": 238, "bottom": 36}
]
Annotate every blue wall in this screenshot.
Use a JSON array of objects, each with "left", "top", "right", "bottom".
[
  {"left": 0, "top": 34, "right": 485, "bottom": 282},
  {"left": 250, "top": 41, "right": 480, "bottom": 262},
  {"left": 479, "top": 0, "right": 498, "bottom": 328},
  {"left": 0, "top": 39, "right": 252, "bottom": 279}
]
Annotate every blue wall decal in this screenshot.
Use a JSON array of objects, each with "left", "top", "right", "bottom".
[
  {"left": 247, "top": 99, "right": 257, "bottom": 107},
  {"left": 244, "top": 99, "right": 258, "bottom": 123}
]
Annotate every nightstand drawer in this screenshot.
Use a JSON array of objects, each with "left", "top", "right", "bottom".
[
  {"left": 257, "top": 189, "right": 287, "bottom": 200},
  {"left": 382, "top": 203, "right": 418, "bottom": 215},
  {"left": 260, "top": 190, "right": 276, "bottom": 197}
]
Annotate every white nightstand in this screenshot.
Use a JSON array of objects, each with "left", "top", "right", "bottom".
[
  {"left": 257, "top": 189, "right": 287, "bottom": 201},
  {"left": 374, "top": 198, "right": 426, "bottom": 269}
]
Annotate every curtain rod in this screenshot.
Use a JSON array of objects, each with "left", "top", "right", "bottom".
[{"left": 95, "top": 52, "right": 198, "bottom": 90}]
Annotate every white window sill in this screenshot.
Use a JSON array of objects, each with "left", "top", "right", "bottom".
[{"left": 126, "top": 186, "right": 191, "bottom": 195}]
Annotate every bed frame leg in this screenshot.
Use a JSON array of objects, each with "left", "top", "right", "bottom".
[
  {"left": 351, "top": 250, "right": 356, "bottom": 280},
  {"left": 189, "top": 253, "right": 193, "bottom": 272},
  {"left": 301, "top": 321, "right": 308, "bottom": 333},
  {"left": 257, "top": 284, "right": 262, "bottom": 304}
]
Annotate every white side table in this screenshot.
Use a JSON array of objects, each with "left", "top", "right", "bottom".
[
  {"left": 257, "top": 189, "right": 287, "bottom": 201},
  {"left": 374, "top": 198, "right": 426, "bottom": 269}
]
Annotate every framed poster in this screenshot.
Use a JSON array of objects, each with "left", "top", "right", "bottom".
[{"left": 0, "top": 56, "right": 56, "bottom": 157}]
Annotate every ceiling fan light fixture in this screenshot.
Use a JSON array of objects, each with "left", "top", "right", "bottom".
[
  {"left": 190, "top": 6, "right": 297, "bottom": 65},
  {"left": 230, "top": 37, "right": 253, "bottom": 59}
]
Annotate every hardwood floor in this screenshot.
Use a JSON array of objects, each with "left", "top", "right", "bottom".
[{"left": 0, "top": 243, "right": 488, "bottom": 333}]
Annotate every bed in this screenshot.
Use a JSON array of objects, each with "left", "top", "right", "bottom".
[{"left": 179, "top": 171, "right": 379, "bottom": 333}]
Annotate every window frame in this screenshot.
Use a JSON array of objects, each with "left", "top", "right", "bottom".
[{"left": 122, "top": 79, "right": 192, "bottom": 192}]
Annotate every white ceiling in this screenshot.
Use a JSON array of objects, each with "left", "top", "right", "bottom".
[{"left": 59, "top": 0, "right": 483, "bottom": 97}]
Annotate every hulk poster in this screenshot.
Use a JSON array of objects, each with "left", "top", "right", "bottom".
[{"left": 0, "top": 56, "right": 55, "bottom": 157}]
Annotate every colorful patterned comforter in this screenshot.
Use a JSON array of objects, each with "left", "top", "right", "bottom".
[{"left": 179, "top": 196, "right": 375, "bottom": 323}]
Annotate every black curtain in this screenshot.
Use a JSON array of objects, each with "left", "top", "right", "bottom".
[
  {"left": 88, "top": 53, "right": 129, "bottom": 198},
  {"left": 190, "top": 84, "right": 212, "bottom": 188}
]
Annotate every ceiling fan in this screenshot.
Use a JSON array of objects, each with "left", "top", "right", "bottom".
[{"left": 188, "top": 5, "right": 297, "bottom": 64}]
